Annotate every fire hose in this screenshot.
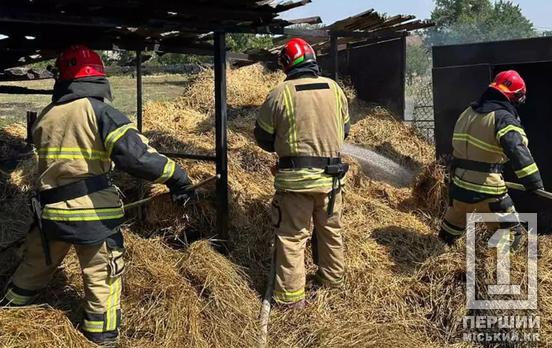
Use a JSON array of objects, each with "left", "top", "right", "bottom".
[
  {"left": 505, "top": 181, "right": 552, "bottom": 200},
  {"left": 0, "top": 174, "right": 219, "bottom": 253}
]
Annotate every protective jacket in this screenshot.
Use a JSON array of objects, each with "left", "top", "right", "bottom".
[
  {"left": 33, "top": 77, "right": 189, "bottom": 244},
  {"left": 254, "top": 72, "right": 350, "bottom": 193},
  {"left": 451, "top": 88, "right": 543, "bottom": 202}
]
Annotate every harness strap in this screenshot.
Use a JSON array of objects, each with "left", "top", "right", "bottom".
[
  {"left": 454, "top": 158, "right": 504, "bottom": 173},
  {"left": 38, "top": 174, "right": 112, "bottom": 205},
  {"left": 278, "top": 156, "right": 341, "bottom": 170}
]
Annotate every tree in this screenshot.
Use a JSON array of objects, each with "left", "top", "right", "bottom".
[
  {"left": 226, "top": 33, "right": 273, "bottom": 52},
  {"left": 427, "top": 0, "right": 536, "bottom": 45}
]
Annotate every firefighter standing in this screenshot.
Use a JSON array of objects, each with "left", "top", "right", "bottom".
[
  {"left": 439, "top": 70, "right": 544, "bottom": 247},
  {"left": 0, "top": 45, "right": 195, "bottom": 346},
  {"left": 254, "top": 38, "right": 350, "bottom": 309}
]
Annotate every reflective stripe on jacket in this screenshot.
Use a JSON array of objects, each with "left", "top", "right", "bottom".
[
  {"left": 254, "top": 75, "right": 350, "bottom": 193},
  {"left": 451, "top": 88, "right": 543, "bottom": 200},
  {"left": 33, "top": 77, "right": 188, "bottom": 244}
]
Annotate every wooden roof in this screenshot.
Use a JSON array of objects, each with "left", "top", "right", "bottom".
[
  {"left": 234, "top": 9, "right": 434, "bottom": 65},
  {"left": 0, "top": 0, "right": 311, "bottom": 69}
]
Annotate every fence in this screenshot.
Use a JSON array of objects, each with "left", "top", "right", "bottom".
[{"left": 405, "top": 45, "right": 435, "bottom": 142}]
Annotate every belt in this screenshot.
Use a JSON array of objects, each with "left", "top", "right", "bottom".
[
  {"left": 278, "top": 156, "right": 341, "bottom": 170},
  {"left": 38, "top": 174, "right": 112, "bottom": 205},
  {"left": 453, "top": 158, "right": 504, "bottom": 174}
]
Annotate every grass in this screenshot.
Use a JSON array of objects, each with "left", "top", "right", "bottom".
[{"left": 0, "top": 74, "right": 191, "bottom": 125}]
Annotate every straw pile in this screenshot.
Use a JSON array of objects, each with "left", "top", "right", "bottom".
[{"left": 1, "top": 64, "right": 551, "bottom": 347}]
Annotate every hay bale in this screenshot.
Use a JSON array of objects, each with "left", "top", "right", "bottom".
[
  {"left": 0, "top": 156, "right": 36, "bottom": 247},
  {"left": 0, "top": 123, "right": 27, "bottom": 159},
  {"left": 412, "top": 161, "right": 447, "bottom": 218},
  {"left": 180, "top": 64, "right": 284, "bottom": 113},
  {"left": 347, "top": 105, "right": 434, "bottom": 169},
  {"left": 0, "top": 306, "right": 93, "bottom": 348},
  {"left": 178, "top": 241, "right": 259, "bottom": 347}
]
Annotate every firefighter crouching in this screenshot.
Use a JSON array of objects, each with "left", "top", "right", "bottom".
[
  {"left": 439, "top": 70, "right": 544, "bottom": 249},
  {"left": 0, "top": 45, "right": 195, "bottom": 346},
  {"left": 254, "top": 38, "right": 350, "bottom": 309}
]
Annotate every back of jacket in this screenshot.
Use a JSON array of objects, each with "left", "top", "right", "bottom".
[
  {"left": 33, "top": 77, "right": 186, "bottom": 244},
  {"left": 256, "top": 76, "right": 349, "bottom": 192},
  {"left": 451, "top": 88, "right": 543, "bottom": 200}
]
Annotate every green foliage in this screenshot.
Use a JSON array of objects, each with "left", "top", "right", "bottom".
[
  {"left": 428, "top": 0, "right": 536, "bottom": 45},
  {"left": 226, "top": 33, "right": 273, "bottom": 52},
  {"left": 406, "top": 44, "right": 431, "bottom": 79},
  {"left": 27, "top": 59, "right": 55, "bottom": 70},
  {"left": 147, "top": 53, "right": 211, "bottom": 66}
]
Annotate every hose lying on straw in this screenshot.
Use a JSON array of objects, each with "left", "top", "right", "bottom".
[{"left": 258, "top": 239, "right": 276, "bottom": 348}]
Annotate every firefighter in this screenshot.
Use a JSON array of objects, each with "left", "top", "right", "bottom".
[
  {"left": 0, "top": 45, "right": 195, "bottom": 346},
  {"left": 254, "top": 38, "right": 350, "bottom": 309},
  {"left": 439, "top": 70, "right": 543, "bottom": 248}
]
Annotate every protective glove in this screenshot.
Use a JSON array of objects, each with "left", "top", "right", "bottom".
[
  {"left": 166, "top": 167, "right": 195, "bottom": 206},
  {"left": 170, "top": 182, "right": 196, "bottom": 206}
]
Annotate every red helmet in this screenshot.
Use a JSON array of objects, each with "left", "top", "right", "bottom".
[
  {"left": 55, "top": 45, "right": 106, "bottom": 81},
  {"left": 279, "top": 38, "right": 317, "bottom": 73},
  {"left": 490, "top": 70, "right": 527, "bottom": 104}
]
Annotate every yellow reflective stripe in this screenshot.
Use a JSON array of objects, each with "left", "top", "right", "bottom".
[
  {"left": 105, "top": 277, "right": 121, "bottom": 332},
  {"left": 452, "top": 176, "right": 508, "bottom": 195},
  {"left": 257, "top": 117, "right": 274, "bottom": 134},
  {"left": 39, "top": 154, "right": 110, "bottom": 161},
  {"left": 38, "top": 147, "right": 106, "bottom": 155},
  {"left": 38, "top": 147, "right": 109, "bottom": 161},
  {"left": 333, "top": 82, "right": 343, "bottom": 142},
  {"left": 4, "top": 289, "right": 34, "bottom": 305},
  {"left": 496, "top": 125, "right": 526, "bottom": 142},
  {"left": 105, "top": 124, "right": 138, "bottom": 157},
  {"left": 43, "top": 207, "right": 124, "bottom": 215},
  {"left": 275, "top": 168, "right": 338, "bottom": 190},
  {"left": 154, "top": 158, "right": 176, "bottom": 184},
  {"left": 442, "top": 222, "right": 465, "bottom": 236},
  {"left": 42, "top": 214, "right": 124, "bottom": 222},
  {"left": 515, "top": 163, "right": 539, "bottom": 179},
  {"left": 42, "top": 206, "right": 124, "bottom": 222},
  {"left": 283, "top": 86, "right": 298, "bottom": 155},
  {"left": 274, "top": 288, "right": 305, "bottom": 303},
  {"left": 82, "top": 320, "right": 105, "bottom": 333},
  {"left": 453, "top": 133, "right": 504, "bottom": 154},
  {"left": 275, "top": 179, "right": 334, "bottom": 191}
]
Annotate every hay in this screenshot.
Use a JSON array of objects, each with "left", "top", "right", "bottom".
[
  {"left": 0, "top": 306, "right": 93, "bottom": 348},
  {"left": 347, "top": 104, "right": 434, "bottom": 169},
  {"left": 412, "top": 161, "right": 447, "bottom": 219},
  {"left": 179, "top": 64, "right": 284, "bottom": 113},
  {"left": 0, "top": 123, "right": 27, "bottom": 159},
  {"left": 2, "top": 65, "right": 548, "bottom": 348}
]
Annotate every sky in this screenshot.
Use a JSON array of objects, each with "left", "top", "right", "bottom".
[{"left": 280, "top": 0, "right": 552, "bottom": 32}]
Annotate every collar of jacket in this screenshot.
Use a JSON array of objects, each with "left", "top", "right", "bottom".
[
  {"left": 471, "top": 87, "right": 519, "bottom": 117},
  {"left": 52, "top": 76, "right": 113, "bottom": 104},
  {"left": 285, "top": 61, "right": 321, "bottom": 81}
]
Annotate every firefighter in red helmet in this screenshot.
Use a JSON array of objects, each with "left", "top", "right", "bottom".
[
  {"left": 255, "top": 38, "right": 350, "bottom": 309},
  {"left": 1, "top": 45, "right": 195, "bottom": 346},
  {"left": 439, "top": 70, "right": 543, "bottom": 248}
]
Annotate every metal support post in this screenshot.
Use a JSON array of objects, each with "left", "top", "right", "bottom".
[
  {"left": 330, "top": 34, "right": 339, "bottom": 81},
  {"left": 214, "top": 31, "right": 229, "bottom": 241},
  {"left": 136, "top": 50, "right": 143, "bottom": 132}
]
